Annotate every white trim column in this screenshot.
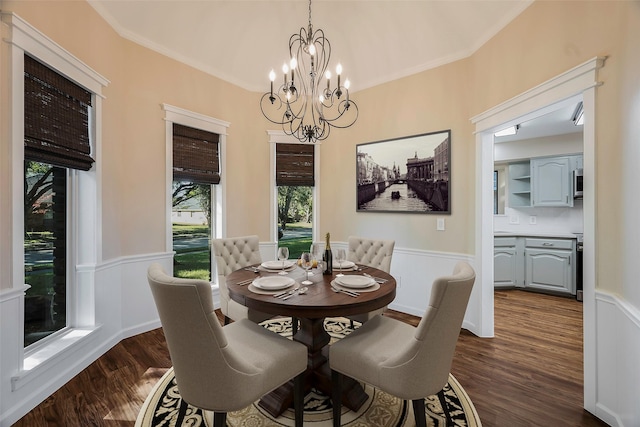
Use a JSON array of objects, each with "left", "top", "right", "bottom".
[{"left": 470, "top": 56, "right": 605, "bottom": 414}]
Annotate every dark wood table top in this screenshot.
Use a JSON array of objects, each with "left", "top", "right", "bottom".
[{"left": 227, "top": 264, "right": 396, "bottom": 319}]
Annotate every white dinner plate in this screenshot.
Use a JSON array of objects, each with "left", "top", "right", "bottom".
[
  {"left": 261, "top": 260, "right": 296, "bottom": 270},
  {"left": 334, "top": 260, "right": 355, "bottom": 269},
  {"left": 252, "top": 276, "right": 295, "bottom": 290},
  {"left": 335, "top": 275, "right": 376, "bottom": 289}
]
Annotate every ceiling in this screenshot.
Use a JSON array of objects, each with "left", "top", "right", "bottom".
[
  {"left": 494, "top": 101, "right": 584, "bottom": 144},
  {"left": 89, "top": 0, "right": 577, "bottom": 143},
  {"left": 88, "top": 0, "right": 533, "bottom": 93}
]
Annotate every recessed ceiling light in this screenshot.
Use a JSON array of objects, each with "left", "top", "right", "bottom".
[
  {"left": 494, "top": 125, "right": 519, "bottom": 137},
  {"left": 573, "top": 102, "right": 584, "bottom": 126}
]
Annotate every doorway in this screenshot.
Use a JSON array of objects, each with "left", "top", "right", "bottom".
[{"left": 471, "top": 57, "right": 603, "bottom": 414}]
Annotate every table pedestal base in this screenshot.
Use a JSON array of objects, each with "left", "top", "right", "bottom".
[{"left": 258, "top": 317, "right": 368, "bottom": 418}]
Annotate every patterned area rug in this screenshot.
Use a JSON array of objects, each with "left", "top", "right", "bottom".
[{"left": 136, "top": 317, "right": 482, "bottom": 427}]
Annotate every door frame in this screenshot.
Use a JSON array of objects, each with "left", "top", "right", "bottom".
[{"left": 471, "top": 57, "right": 604, "bottom": 413}]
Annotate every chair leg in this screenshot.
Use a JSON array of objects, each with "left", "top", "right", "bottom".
[
  {"left": 213, "top": 412, "right": 227, "bottom": 427},
  {"left": 331, "top": 370, "right": 342, "bottom": 427},
  {"left": 293, "top": 372, "right": 304, "bottom": 427},
  {"left": 292, "top": 317, "right": 299, "bottom": 335},
  {"left": 412, "top": 398, "right": 427, "bottom": 427},
  {"left": 437, "top": 389, "right": 454, "bottom": 427},
  {"left": 224, "top": 315, "right": 231, "bottom": 325},
  {"left": 176, "top": 398, "right": 188, "bottom": 426}
]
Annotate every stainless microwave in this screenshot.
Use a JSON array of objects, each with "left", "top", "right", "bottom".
[{"left": 573, "top": 168, "right": 583, "bottom": 199}]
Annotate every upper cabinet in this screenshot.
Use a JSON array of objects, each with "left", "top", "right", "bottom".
[
  {"left": 531, "top": 156, "right": 571, "bottom": 207},
  {"left": 507, "top": 154, "right": 581, "bottom": 208}
]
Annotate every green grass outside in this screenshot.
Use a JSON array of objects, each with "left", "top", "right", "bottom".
[
  {"left": 278, "top": 222, "right": 312, "bottom": 259},
  {"left": 174, "top": 250, "right": 211, "bottom": 280},
  {"left": 23, "top": 222, "right": 313, "bottom": 283},
  {"left": 172, "top": 223, "right": 211, "bottom": 280},
  {"left": 278, "top": 237, "right": 312, "bottom": 260},
  {"left": 172, "top": 222, "right": 313, "bottom": 279}
]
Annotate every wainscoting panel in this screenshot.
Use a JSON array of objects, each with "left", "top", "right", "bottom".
[
  {"left": 386, "top": 247, "right": 476, "bottom": 330},
  {"left": 594, "top": 291, "right": 640, "bottom": 427},
  {"left": 0, "top": 253, "right": 172, "bottom": 427}
]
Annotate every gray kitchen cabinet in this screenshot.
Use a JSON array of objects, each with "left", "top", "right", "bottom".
[
  {"left": 570, "top": 154, "right": 584, "bottom": 171},
  {"left": 494, "top": 237, "right": 524, "bottom": 287},
  {"left": 524, "top": 238, "right": 575, "bottom": 295},
  {"left": 531, "top": 156, "right": 572, "bottom": 207},
  {"left": 494, "top": 235, "right": 576, "bottom": 296}
]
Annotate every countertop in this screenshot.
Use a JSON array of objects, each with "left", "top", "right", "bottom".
[{"left": 494, "top": 231, "right": 581, "bottom": 239}]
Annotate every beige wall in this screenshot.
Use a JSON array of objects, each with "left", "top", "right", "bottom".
[
  {"left": 469, "top": 0, "right": 638, "bottom": 300},
  {"left": 316, "top": 58, "right": 475, "bottom": 255},
  {"left": 3, "top": 0, "right": 274, "bottom": 262},
  {"left": 3, "top": 0, "right": 640, "bottom": 304}
]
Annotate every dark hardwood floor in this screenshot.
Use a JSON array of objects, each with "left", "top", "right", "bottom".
[{"left": 14, "top": 289, "right": 608, "bottom": 426}]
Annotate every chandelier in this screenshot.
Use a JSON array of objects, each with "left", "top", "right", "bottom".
[{"left": 259, "top": 0, "right": 358, "bottom": 143}]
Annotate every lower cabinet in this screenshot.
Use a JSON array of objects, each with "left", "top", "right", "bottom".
[
  {"left": 494, "top": 237, "right": 523, "bottom": 288},
  {"left": 494, "top": 236, "right": 576, "bottom": 296}
]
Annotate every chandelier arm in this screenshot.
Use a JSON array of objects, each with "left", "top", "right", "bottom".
[{"left": 260, "top": 0, "right": 356, "bottom": 144}]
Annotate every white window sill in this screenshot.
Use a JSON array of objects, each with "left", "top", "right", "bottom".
[{"left": 12, "top": 326, "right": 101, "bottom": 391}]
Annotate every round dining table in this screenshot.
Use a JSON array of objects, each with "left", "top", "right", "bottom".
[{"left": 227, "top": 262, "right": 396, "bottom": 418}]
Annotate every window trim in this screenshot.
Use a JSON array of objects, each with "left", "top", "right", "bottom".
[
  {"left": 2, "top": 12, "right": 108, "bottom": 383},
  {"left": 162, "top": 104, "right": 230, "bottom": 278}
]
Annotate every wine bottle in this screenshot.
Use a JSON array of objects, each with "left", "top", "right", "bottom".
[{"left": 323, "top": 232, "right": 333, "bottom": 275}]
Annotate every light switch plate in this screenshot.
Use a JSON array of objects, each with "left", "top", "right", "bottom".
[{"left": 437, "top": 218, "right": 445, "bottom": 231}]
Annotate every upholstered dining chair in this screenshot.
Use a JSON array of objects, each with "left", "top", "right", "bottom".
[
  {"left": 212, "top": 235, "right": 272, "bottom": 325},
  {"left": 147, "top": 263, "right": 307, "bottom": 427},
  {"left": 345, "top": 235, "right": 395, "bottom": 326},
  {"left": 330, "top": 261, "right": 476, "bottom": 427}
]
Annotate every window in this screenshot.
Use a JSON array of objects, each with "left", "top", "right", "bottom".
[
  {"left": 163, "top": 106, "right": 229, "bottom": 283},
  {"left": 23, "top": 54, "right": 94, "bottom": 347},
  {"left": 172, "top": 124, "right": 220, "bottom": 281},
  {"left": 172, "top": 181, "right": 212, "bottom": 280},
  {"left": 276, "top": 143, "right": 314, "bottom": 259},
  {"left": 24, "top": 162, "right": 67, "bottom": 346}
]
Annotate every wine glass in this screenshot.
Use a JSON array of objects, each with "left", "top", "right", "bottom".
[
  {"left": 336, "top": 248, "right": 346, "bottom": 277},
  {"left": 310, "top": 243, "right": 322, "bottom": 275},
  {"left": 277, "top": 247, "right": 289, "bottom": 275},
  {"left": 300, "top": 252, "right": 313, "bottom": 285}
]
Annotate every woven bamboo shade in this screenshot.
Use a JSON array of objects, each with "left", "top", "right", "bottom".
[
  {"left": 24, "top": 55, "right": 93, "bottom": 171},
  {"left": 276, "top": 143, "right": 315, "bottom": 186},
  {"left": 173, "top": 123, "right": 220, "bottom": 184}
]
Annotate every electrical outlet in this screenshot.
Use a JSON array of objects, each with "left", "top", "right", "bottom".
[
  {"left": 509, "top": 215, "right": 520, "bottom": 225},
  {"left": 529, "top": 216, "right": 537, "bottom": 225},
  {"left": 437, "top": 218, "right": 445, "bottom": 231}
]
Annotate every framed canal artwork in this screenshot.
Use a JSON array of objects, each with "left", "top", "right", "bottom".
[{"left": 356, "top": 130, "right": 451, "bottom": 214}]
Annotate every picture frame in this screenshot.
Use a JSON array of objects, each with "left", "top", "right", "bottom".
[{"left": 356, "top": 130, "right": 451, "bottom": 214}]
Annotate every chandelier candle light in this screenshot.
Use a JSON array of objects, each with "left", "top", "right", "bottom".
[{"left": 260, "top": 0, "right": 358, "bottom": 143}]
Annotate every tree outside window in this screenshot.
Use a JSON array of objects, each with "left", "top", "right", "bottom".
[
  {"left": 172, "top": 181, "right": 212, "bottom": 281},
  {"left": 24, "top": 161, "right": 67, "bottom": 347},
  {"left": 278, "top": 186, "right": 312, "bottom": 259}
]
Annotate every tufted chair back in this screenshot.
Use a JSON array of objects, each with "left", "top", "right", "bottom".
[
  {"left": 347, "top": 236, "right": 395, "bottom": 273},
  {"left": 330, "top": 261, "right": 475, "bottom": 427},
  {"left": 147, "top": 263, "right": 307, "bottom": 426},
  {"left": 212, "top": 235, "right": 268, "bottom": 323}
]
